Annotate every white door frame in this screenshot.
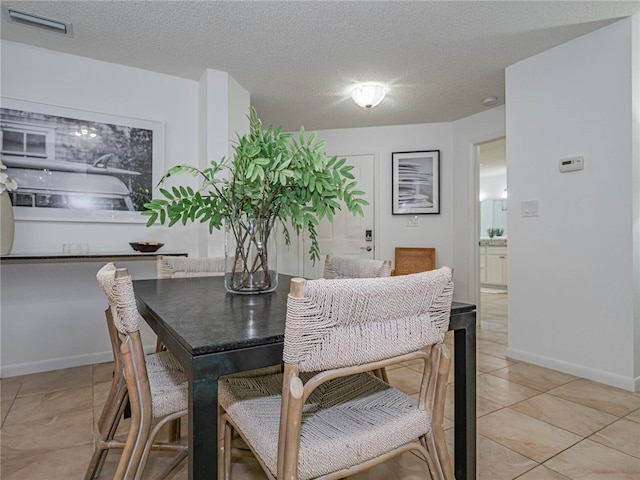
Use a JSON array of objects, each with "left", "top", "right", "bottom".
[{"left": 472, "top": 136, "right": 506, "bottom": 325}]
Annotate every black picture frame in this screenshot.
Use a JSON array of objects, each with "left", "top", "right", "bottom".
[{"left": 392, "top": 150, "right": 440, "bottom": 214}]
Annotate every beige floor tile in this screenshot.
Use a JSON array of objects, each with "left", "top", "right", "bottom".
[
  {"left": 510, "top": 393, "right": 617, "bottom": 437},
  {"left": 0, "top": 408, "right": 93, "bottom": 456},
  {"left": 625, "top": 408, "right": 640, "bottom": 424},
  {"left": 477, "top": 373, "right": 541, "bottom": 406},
  {"left": 476, "top": 352, "right": 514, "bottom": 373},
  {"left": 476, "top": 395, "right": 506, "bottom": 418},
  {"left": 476, "top": 327, "right": 508, "bottom": 345},
  {"left": 227, "top": 455, "right": 268, "bottom": 480},
  {"left": 4, "top": 288, "right": 639, "bottom": 480},
  {"left": 89, "top": 446, "right": 189, "bottom": 479},
  {"left": 3, "top": 386, "right": 93, "bottom": 426},
  {"left": 1, "top": 376, "right": 23, "bottom": 426},
  {"left": 400, "top": 358, "right": 427, "bottom": 371},
  {"left": 517, "top": 465, "right": 572, "bottom": 479},
  {"left": 1, "top": 398, "right": 12, "bottom": 426},
  {"left": 548, "top": 379, "right": 640, "bottom": 417},
  {"left": 349, "top": 451, "right": 432, "bottom": 479},
  {"left": 93, "top": 361, "right": 116, "bottom": 384},
  {"left": 476, "top": 434, "right": 538, "bottom": 480},
  {"left": 1, "top": 376, "right": 23, "bottom": 402},
  {"left": 208, "top": 450, "right": 433, "bottom": 480},
  {"left": 490, "top": 362, "right": 576, "bottom": 392},
  {"left": 93, "top": 379, "right": 113, "bottom": 408},
  {"left": 477, "top": 408, "right": 582, "bottom": 463},
  {"left": 443, "top": 384, "right": 503, "bottom": 420},
  {"left": 16, "top": 365, "right": 92, "bottom": 396},
  {"left": 476, "top": 340, "right": 508, "bottom": 359},
  {"left": 1, "top": 442, "right": 95, "bottom": 480},
  {"left": 590, "top": 418, "right": 640, "bottom": 459},
  {"left": 386, "top": 366, "right": 423, "bottom": 395},
  {"left": 479, "top": 319, "right": 508, "bottom": 333},
  {"left": 544, "top": 439, "right": 640, "bottom": 480}
]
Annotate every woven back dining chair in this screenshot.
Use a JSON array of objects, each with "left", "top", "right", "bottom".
[
  {"left": 323, "top": 254, "right": 393, "bottom": 381},
  {"left": 392, "top": 247, "right": 436, "bottom": 276},
  {"left": 86, "top": 263, "right": 188, "bottom": 480},
  {"left": 323, "top": 254, "right": 392, "bottom": 279},
  {"left": 218, "top": 267, "right": 455, "bottom": 480},
  {"left": 156, "top": 255, "right": 226, "bottom": 278}
]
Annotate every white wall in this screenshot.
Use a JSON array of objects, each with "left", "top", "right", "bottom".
[
  {"left": 14, "top": 19, "right": 636, "bottom": 393},
  {"left": 1, "top": 40, "right": 202, "bottom": 255},
  {"left": 313, "top": 122, "right": 456, "bottom": 283},
  {"left": 0, "top": 41, "right": 250, "bottom": 376},
  {"left": 506, "top": 18, "right": 639, "bottom": 390},
  {"left": 0, "top": 39, "right": 504, "bottom": 375},
  {"left": 480, "top": 173, "right": 507, "bottom": 201},
  {"left": 452, "top": 107, "right": 506, "bottom": 304}
]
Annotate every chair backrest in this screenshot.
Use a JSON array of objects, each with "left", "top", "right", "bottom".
[
  {"left": 284, "top": 267, "right": 453, "bottom": 372},
  {"left": 156, "top": 255, "right": 226, "bottom": 278},
  {"left": 97, "top": 263, "right": 142, "bottom": 335},
  {"left": 323, "top": 254, "right": 392, "bottom": 279},
  {"left": 392, "top": 247, "right": 436, "bottom": 276}
]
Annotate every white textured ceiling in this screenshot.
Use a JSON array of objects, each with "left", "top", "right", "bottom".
[{"left": 1, "top": 1, "right": 638, "bottom": 131}]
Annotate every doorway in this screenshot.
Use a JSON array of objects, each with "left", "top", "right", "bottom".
[
  {"left": 302, "top": 154, "right": 375, "bottom": 279},
  {"left": 477, "top": 138, "right": 508, "bottom": 328}
]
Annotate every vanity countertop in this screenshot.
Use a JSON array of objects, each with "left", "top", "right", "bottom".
[{"left": 479, "top": 239, "right": 507, "bottom": 246}]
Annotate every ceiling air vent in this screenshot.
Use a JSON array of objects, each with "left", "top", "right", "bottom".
[{"left": 2, "top": 8, "right": 73, "bottom": 37}]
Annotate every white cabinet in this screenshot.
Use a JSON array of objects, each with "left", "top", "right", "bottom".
[{"left": 480, "top": 246, "right": 507, "bottom": 286}]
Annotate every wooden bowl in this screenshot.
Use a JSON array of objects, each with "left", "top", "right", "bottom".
[{"left": 129, "top": 242, "right": 164, "bottom": 253}]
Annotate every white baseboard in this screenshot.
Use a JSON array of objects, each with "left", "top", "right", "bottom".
[
  {"left": 0, "top": 343, "right": 158, "bottom": 378},
  {"left": 506, "top": 347, "right": 638, "bottom": 393}
]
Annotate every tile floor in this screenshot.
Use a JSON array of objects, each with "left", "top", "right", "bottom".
[{"left": 2, "top": 292, "right": 640, "bottom": 479}]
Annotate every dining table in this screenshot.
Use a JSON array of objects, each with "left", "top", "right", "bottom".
[{"left": 134, "top": 273, "right": 476, "bottom": 480}]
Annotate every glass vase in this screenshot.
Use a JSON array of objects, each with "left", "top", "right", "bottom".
[{"left": 224, "top": 217, "right": 278, "bottom": 294}]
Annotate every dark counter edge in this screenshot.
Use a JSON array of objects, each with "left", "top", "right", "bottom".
[{"left": 0, "top": 252, "right": 188, "bottom": 264}]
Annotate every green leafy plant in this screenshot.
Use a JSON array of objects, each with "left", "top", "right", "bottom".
[
  {"left": 143, "top": 108, "right": 368, "bottom": 290},
  {"left": 487, "top": 227, "right": 504, "bottom": 239}
]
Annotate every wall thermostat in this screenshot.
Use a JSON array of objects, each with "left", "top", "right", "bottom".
[{"left": 559, "top": 156, "right": 584, "bottom": 173}]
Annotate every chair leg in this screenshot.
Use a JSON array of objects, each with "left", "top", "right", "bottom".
[
  {"left": 134, "top": 411, "right": 187, "bottom": 480},
  {"left": 218, "top": 407, "right": 232, "bottom": 480},
  {"left": 167, "top": 418, "right": 181, "bottom": 443},
  {"left": 372, "top": 367, "right": 389, "bottom": 383},
  {"left": 85, "top": 380, "right": 128, "bottom": 480}
]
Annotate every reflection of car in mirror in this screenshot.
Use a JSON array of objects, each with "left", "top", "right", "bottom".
[{"left": 3, "top": 155, "right": 139, "bottom": 211}]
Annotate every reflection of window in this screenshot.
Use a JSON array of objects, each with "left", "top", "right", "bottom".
[
  {"left": 1, "top": 123, "right": 52, "bottom": 159},
  {"left": 12, "top": 191, "right": 132, "bottom": 211}
]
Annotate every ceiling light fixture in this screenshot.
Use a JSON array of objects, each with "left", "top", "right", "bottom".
[
  {"left": 3, "top": 8, "right": 73, "bottom": 36},
  {"left": 482, "top": 96, "right": 498, "bottom": 107},
  {"left": 351, "top": 83, "right": 388, "bottom": 109}
]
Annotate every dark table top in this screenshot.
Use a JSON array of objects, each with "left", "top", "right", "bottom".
[{"left": 133, "top": 274, "right": 475, "bottom": 356}]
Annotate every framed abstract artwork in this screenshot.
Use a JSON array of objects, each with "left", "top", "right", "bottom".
[{"left": 392, "top": 150, "right": 440, "bottom": 214}]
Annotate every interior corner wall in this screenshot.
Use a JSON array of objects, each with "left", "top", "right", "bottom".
[
  {"left": 451, "top": 106, "right": 506, "bottom": 304},
  {"left": 0, "top": 40, "right": 201, "bottom": 256},
  {"left": 506, "top": 18, "right": 637, "bottom": 390},
  {"left": 197, "top": 69, "right": 250, "bottom": 257},
  {"left": 312, "top": 123, "right": 459, "bottom": 293},
  {"left": 0, "top": 41, "right": 231, "bottom": 377},
  {"left": 631, "top": 15, "right": 640, "bottom": 391}
]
